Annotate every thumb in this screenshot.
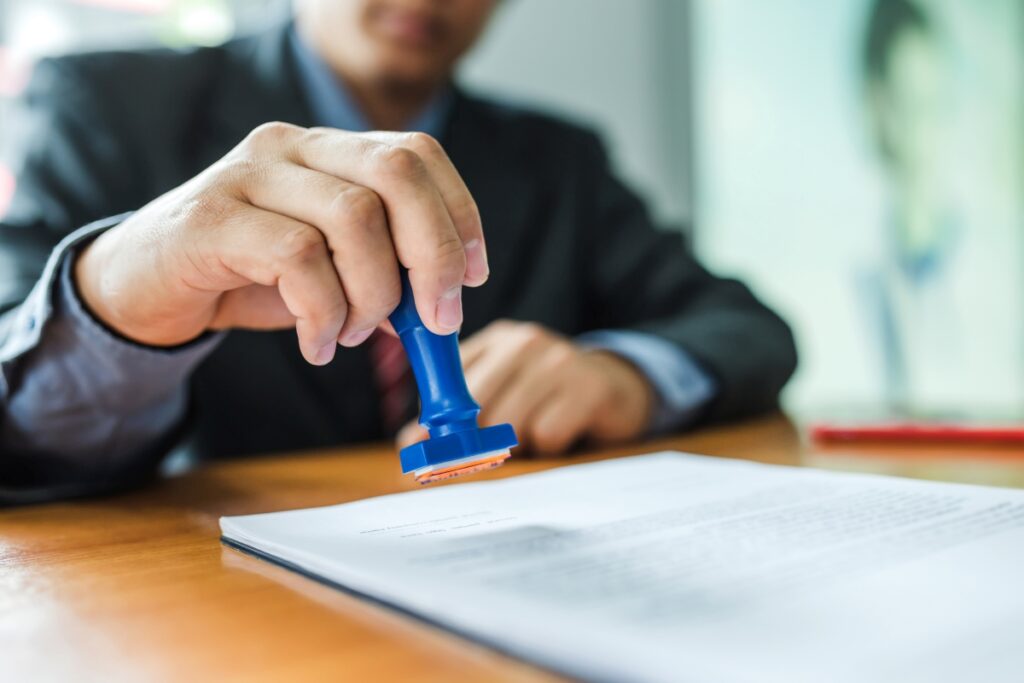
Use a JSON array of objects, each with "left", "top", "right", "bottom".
[{"left": 209, "top": 284, "right": 296, "bottom": 330}]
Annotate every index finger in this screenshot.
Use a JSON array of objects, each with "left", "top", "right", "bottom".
[
  {"left": 279, "top": 127, "right": 467, "bottom": 334},
  {"left": 364, "top": 131, "right": 488, "bottom": 286}
]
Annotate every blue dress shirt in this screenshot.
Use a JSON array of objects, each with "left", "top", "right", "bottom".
[
  {"left": 0, "top": 30, "right": 715, "bottom": 469},
  {"left": 288, "top": 28, "right": 716, "bottom": 432}
]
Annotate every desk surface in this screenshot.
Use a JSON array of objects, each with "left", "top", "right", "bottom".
[{"left": 4, "top": 415, "right": 1024, "bottom": 682}]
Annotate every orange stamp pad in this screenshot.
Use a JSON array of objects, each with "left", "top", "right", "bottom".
[{"left": 412, "top": 451, "right": 512, "bottom": 485}]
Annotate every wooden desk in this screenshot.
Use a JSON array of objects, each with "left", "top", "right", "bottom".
[{"left": 3, "top": 415, "right": 1022, "bottom": 682}]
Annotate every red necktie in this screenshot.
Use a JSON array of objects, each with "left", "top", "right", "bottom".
[{"left": 368, "top": 330, "right": 415, "bottom": 435}]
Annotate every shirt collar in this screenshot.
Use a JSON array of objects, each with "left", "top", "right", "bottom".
[{"left": 287, "top": 25, "right": 452, "bottom": 136}]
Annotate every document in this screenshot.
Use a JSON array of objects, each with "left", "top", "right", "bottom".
[{"left": 221, "top": 452, "right": 1024, "bottom": 683}]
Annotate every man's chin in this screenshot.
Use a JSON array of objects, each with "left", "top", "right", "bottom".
[{"left": 372, "top": 62, "right": 448, "bottom": 94}]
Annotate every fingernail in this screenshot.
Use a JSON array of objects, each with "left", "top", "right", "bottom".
[
  {"left": 463, "top": 239, "right": 489, "bottom": 285},
  {"left": 339, "top": 328, "right": 374, "bottom": 348},
  {"left": 314, "top": 342, "right": 336, "bottom": 365},
  {"left": 435, "top": 286, "right": 463, "bottom": 331}
]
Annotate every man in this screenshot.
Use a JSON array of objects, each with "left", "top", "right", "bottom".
[{"left": 0, "top": 0, "right": 797, "bottom": 501}]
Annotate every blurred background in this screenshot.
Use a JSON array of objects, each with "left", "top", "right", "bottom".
[{"left": 0, "top": 0, "right": 1021, "bottom": 419}]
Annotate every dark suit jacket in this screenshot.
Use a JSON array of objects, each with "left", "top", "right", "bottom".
[{"left": 0, "top": 24, "right": 797, "bottom": 483}]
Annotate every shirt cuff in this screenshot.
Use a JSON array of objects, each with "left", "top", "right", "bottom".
[
  {"left": 0, "top": 214, "right": 130, "bottom": 371},
  {"left": 1, "top": 214, "right": 223, "bottom": 463},
  {"left": 577, "top": 329, "right": 717, "bottom": 434},
  {"left": 53, "top": 239, "right": 225, "bottom": 409}
]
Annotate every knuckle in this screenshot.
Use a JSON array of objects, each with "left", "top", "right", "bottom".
[
  {"left": 518, "top": 322, "right": 549, "bottom": 345},
  {"left": 531, "top": 424, "right": 567, "bottom": 455},
  {"left": 402, "top": 131, "right": 442, "bottom": 157},
  {"left": 247, "top": 121, "right": 300, "bottom": 148},
  {"left": 427, "top": 235, "right": 468, "bottom": 286},
  {"left": 375, "top": 145, "right": 427, "bottom": 180},
  {"left": 351, "top": 278, "right": 401, "bottom": 321},
  {"left": 546, "top": 342, "right": 576, "bottom": 371},
  {"left": 450, "top": 195, "right": 482, "bottom": 231},
  {"left": 333, "top": 186, "right": 385, "bottom": 229},
  {"left": 220, "top": 156, "right": 266, "bottom": 190},
  {"left": 490, "top": 319, "right": 515, "bottom": 333},
  {"left": 316, "top": 296, "right": 348, "bottom": 326},
  {"left": 277, "top": 225, "right": 326, "bottom": 265},
  {"left": 435, "top": 233, "right": 467, "bottom": 265}
]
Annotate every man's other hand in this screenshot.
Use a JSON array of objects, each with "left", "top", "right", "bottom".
[
  {"left": 397, "top": 320, "right": 655, "bottom": 456},
  {"left": 75, "top": 125, "right": 489, "bottom": 365}
]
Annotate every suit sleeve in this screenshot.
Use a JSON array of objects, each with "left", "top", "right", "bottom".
[
  {"left": 580, "top": 133, "right": 798, "bottom": 424},
  {"left": 0, "top": 58, "right": 197, "bottom": 501}
]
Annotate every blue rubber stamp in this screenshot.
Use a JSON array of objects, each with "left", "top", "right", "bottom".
[{"left": 389, "top": 272, "right": 518, "bottom": 484}]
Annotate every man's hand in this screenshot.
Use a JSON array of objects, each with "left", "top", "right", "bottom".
[
  {"left": 397, "top": 320, "right": 656, "bottom": 455},
  {"left": 75, "top": 124, "right": 489, "bottom": 365}
]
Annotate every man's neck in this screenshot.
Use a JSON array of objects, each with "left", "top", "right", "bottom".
[
  {"left": 291, "top": 21, "right": 448, "bottom": 133},
  {"left": 342, "top": 77, "right": 442, "bottom": 132}
]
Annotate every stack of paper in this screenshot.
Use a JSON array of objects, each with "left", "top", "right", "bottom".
[{"left": 221, "top": 452, "right": 1024, "bottom": 683}]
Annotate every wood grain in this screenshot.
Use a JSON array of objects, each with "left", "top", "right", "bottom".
[{"left": 2, "top": 414, "right": 1021, "bottom": 682}]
